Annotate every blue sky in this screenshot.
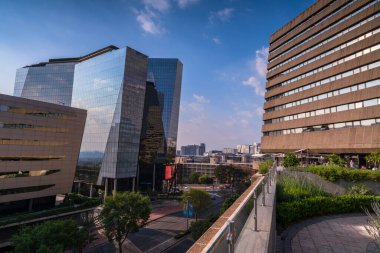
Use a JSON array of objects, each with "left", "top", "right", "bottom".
[{"left": 0, "top": 0, "right": 315, "bottom": 150}]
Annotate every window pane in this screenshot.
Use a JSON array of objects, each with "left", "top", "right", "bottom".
[
  {"left": 363, "top": 99, "right": 378, "bottom": 107},
  {"left": 337, "top": 104, "right": 348, "bottom": 112}
]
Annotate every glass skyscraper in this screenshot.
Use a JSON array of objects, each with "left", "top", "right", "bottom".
[
  {"left": 14, "top": 62, "right": 75, "bottom": 106},
  {"left": 147, "top": 59, "right": 183, "bottom": 159},
  {"left": 13, "top": 46, "right": 183, "bottom": 193}
]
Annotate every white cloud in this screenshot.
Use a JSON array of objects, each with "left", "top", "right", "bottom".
[
  {"left": 212, "top": 37, "right": 221, "bottom": 44},
  {"left": 243, "top": 46, "right": 268, "bottom": 97},
  {"left": 243, "top": 76, "right": 265, "bottom": 96},
  {"left": 142, "top": 0, "right": 171, "bottom": 12},
  {"left": 193, "top": 94, "right": 210, "bottom": 103},
  {"left": 136, "top": 12, "right": 165, "bottom": 34},
  {"left": 255, "top": 47, "right": 268, "bottom": 78},
  {"left": 209, "top": 8, "right": 234, "bottom": 23},
  {"left": 176, "top": 0, "right": 200, "bottom": 9}
]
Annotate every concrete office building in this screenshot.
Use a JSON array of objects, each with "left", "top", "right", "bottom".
[
  {"left": 14, "top": 46, "right": 182, "bottom": 192},
  {"left": 0, "top": 94, "right": 86, "bottom": 214},
  {"left": 262, "top": 0, "right": 380, "bottom": 155}
]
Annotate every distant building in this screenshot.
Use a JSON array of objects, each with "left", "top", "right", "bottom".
[
  {"left": 237, "top": 144, "right": 250, "bottom": 154},
  {"left": 180, "top": 143, "right": 206, "bottom": 156},
  {"left": 223, "top": 148, "right": 238, "bottom": 154},
  {"left": 199, "top": 143, "right": 206, "bottom": 156},
  {"left": 249, "top": 143, "right": 261, "bottom": 154},
  {"left": 0, "top": 94, "right": 86, "bottom": 214}
]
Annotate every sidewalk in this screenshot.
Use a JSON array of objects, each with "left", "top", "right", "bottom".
[
  {"left": 149, "top": 204, "right": 183, "bottom": 222},
  {"left": 84, "top": 202, "right": 183, "bottom": 252}
]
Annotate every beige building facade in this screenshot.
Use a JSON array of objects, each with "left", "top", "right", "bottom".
[
  {"left": 0, "top": 94, "right": 86, "bottom": 213},
  {"left": 262, "top": 0, "right": 380, "bottom": 154}
]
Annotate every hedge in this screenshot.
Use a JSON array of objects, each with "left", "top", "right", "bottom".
[
  {"left": 277, "top": 195, "right": 380, "bottom": 228},
  {"left": 288, "top": 165, "right": 380, "bottom": 182}
]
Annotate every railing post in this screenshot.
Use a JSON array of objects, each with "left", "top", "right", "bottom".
[
  {"left": 227, "top": 220, "right": 235, "bottom": 253},
  {"left": 262, "top": 180, "right": 266, "bottom": 206},
  {"left": 253, "top": 189, "right": 258, "bottom": 231},
  {"left": 267, "top": 175, "right": 270, "bottom": 194},
  {"left": 269, "top": 169, "right": 272, "bottom": 186}
]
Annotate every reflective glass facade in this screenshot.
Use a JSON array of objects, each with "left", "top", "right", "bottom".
[
  {"left": 147, "top": 59, "right": 183, "bottom": 159},
  {"left": 14, "top": 62, "right": 75, "bottom": 106},
  {"left": 13, "top": 46, "right": 183, "bottom": 192},
  {"left": 72, "top": 47, "right": 148, "bottom": 187},
  {"left": 138, "top": 81, "right": 166, "bottom": 191}
]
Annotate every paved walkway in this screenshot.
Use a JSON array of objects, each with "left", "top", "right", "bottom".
[
  {"left": 84, "top": 202, "right": 183, "bottom": 252},
  {"left": 290, "top": 216, "right": 373, "bottom": 253}
]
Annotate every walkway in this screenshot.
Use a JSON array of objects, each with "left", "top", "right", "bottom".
[{"left": 289, "top": 215, "right": 373, "bottom": 253}]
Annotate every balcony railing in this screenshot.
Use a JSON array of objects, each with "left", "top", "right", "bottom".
[{"left": 187, "top": 164, "right": 277, "bottom": 253}]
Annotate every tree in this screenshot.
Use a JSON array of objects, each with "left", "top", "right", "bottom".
[
  {"left": 188, "top": 172, "right": 201, "bottom": 184},
  {"left": 283, "top": 153, "right": 300, "bottom": 168},
  {"left": 199, "top": 175, "right": 213, "bottom": 185},
  {"left": 98, "top": 192, "right": 151, "bottom": 253},
  {"left": 327, "top": 153, "right": 345, "bottom": 167},
  {"left": 215, "top": 165, "right": 248, "bottom": 186},
  {"left": 182, "top": 189, "right": 211, "bottom": 221},
  {"left": 11, "top": 219, "right": 88, "bottom": 253},
  {"left": 366, "top": 150, "right": 380, "bottom": 168}
]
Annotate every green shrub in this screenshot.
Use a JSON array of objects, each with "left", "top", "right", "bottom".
[
  {"left": 190, "top": 220, "right": 212, "bottom": 240},
  {"left": 347, "top": 184, "right": 373, "bottom": 195},
  {"left": 277, "top": 173, "right": 328, "bottom": 202},
  {"left": 220, "top": 193, "right": 240, "bottom": 214},
  {"left": 277, "top": 195, "right": 380, "bottom": 228},
  {"left": 289, "top": 165, "right": 380, "bottom": 182},
  {"left": 283, "top": 153, "right": 299, "bottom": 168},
  {"left": 328, "top": 154, "right": 346, "bottom": 167},
  {"left": 259, "top": 160, "right": 273, "bottom": 174}
]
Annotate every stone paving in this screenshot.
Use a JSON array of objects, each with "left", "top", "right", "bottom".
[{"left": 291, "top": 216, "right": 373, "bottom": 253}]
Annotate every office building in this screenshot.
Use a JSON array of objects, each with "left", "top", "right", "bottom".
[
  {"left": 14, "top": 46, "right": 182, "bottom": 192},
  {"left": 223, "top": 148, "right": 238, "bottom": 154},
  {"left": 147, "top": 59, "right": 183, "bottom": 159},
  {"left": 199, "top": 143, "right": 206, "bottom": 156},
  {"left": 0, "top": 94, "right": 86, "bottom": 214},
  {"left": 262, "top": 0, "right": 380, "bottom": 155},
  {"left": 237, "top": 144, "right": 250, "bottom": 154},
  {"left": 180, "top": 143, "right": 206, "bottom": 156}
]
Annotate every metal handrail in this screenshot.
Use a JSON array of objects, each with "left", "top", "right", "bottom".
[{"left": 202, "top": 163, "right": 277, "bottom": 253}]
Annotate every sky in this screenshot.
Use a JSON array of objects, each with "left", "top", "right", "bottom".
[{"left": 0, "top": 0, "right": 315, "bottom": 151}]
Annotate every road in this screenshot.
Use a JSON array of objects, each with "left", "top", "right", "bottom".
[{"left": 127, "top": 192, "right": 223, "bottom": 253}]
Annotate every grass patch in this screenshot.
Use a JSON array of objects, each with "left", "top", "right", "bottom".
[
  {"left": 288, "top": 165, "right": 380, "bottom": 182},
  {"left": 277, "top": 173, "right": 329, "bottom": 202},
  {"left": 276, "top": 173, "right": 380, "bottom": 230}
]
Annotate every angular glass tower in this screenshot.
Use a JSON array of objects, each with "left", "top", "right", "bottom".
[
  {"left": 14, "top": 62, "right": 75, "bottom": 106},
  {"left": 72, "top": 47, "right": 148, "bottom": 190},
  {"left": 13, "top": 46, "right": 183, "bottom": 193},
  {"left": 147, "top": 59, "right": 183, "bottom": 159}
]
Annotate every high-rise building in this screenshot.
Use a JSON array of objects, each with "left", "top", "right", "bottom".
[
  {"left": 180, "top": 143, "right": 206, "bottom": 156},
  {"left": 72, "top": 47, "right": 148, "bottom": 192},
  {"left": 199, "top": 143, "right": 206, "bottom": 156},
  {"left": 14, "top": 46, "right": 183, "bottom": 193},
  {"left": 0, "top": 94, "right": 86, "bottom": 214},
  {"left": 147, "top": 59, "right": 183, "bottom": 159},
  {"left": 262, "top": 0, "right": 380, "bottom": 155},
  {"left": 237, "top": 144, "right": 250, "bottom": 154}
]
